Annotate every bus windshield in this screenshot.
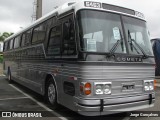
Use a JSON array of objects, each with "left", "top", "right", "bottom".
[
  {"left": 122, "top": 16, "right": 153, "bottom": 56},
  {"left": 77, "top": 10, "right": 126, "bottom": 54},
  {"left": 77, "top": 10, "right": 153, "bottom": 56}
]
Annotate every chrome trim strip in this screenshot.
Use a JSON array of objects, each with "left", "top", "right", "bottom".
[
  {"left": 76, "top": 94, "right": 155, "bottom": 106},
  {"left": 12, "top": 75, "right": 41, "bottom": 87}
]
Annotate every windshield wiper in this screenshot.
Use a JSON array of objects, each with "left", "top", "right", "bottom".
[
  {"left": 108, "top": 30, "right": 124, "bottom": 57},
  {"left": 128, "top": 30, "right": 148, "bottom": 59},
  {"left": 108, "top": 40, "right": 121, "bottom": 57}
]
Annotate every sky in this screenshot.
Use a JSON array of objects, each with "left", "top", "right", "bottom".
[{"left": 0, "top": 0, "right": 160, "bottom": 39}]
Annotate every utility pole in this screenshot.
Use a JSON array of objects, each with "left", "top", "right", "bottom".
[
  {"left": 36, "top": 0, "right": 42, "bottom": 20},
  {"left": 32, "top": 0, "right": 42, "bottom": 21}
]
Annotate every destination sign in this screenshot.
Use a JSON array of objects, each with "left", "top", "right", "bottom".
[
  {"left": 115, "top": 56, "right": 143, "bottom": 62},
  {"left": 84, "top": 1, "right": 101, "bottom": 8}
]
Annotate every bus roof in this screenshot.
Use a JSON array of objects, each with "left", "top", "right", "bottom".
[{"left": 4, "top": 0, "right": 145, "bottom": 42}]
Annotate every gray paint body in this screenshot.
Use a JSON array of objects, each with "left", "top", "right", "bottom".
[{"left": 3, "top": 44, "right": 155, "bottom": 116}]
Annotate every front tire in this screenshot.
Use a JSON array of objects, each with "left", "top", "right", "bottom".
[{"left": 45, "top": 78, "right": 58, "bottom": 109}]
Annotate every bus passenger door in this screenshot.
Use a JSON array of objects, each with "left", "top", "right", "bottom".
[{"left": 59, "top": 13, "right": 77, "bottom": 110}]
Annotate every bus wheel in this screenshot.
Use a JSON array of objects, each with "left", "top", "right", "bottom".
[{"left": 45, "top": 78, "right": 58, "bottom": 109}]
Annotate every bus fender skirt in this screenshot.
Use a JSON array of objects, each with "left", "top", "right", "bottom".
[
  {"left": 149, "top": 94, "right": 152, "bottom": 105},
  {"left": 100, "top": 99, "right": 104, "bottom": 112}
]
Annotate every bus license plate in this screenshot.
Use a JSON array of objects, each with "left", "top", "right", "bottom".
[{"left": 122, "top": 84, "right": 135, "bottom": 91}]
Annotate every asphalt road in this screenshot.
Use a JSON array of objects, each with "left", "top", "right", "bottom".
[{"left": 0, "top": 76, "right": 159, "bottom": 120}]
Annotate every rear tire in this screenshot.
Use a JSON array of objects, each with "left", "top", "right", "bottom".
[
  {"left": 7, "top": 68, "right": 13, "bottom": 83},
  {"left": 45, "top": 77, "right": 59, "bottom": 109}
]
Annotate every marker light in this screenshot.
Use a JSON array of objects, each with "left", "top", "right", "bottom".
[
  {"left": 80, "top": 82, "right": 91, "bottom": 95},
  {"left": 84, "top": 83, "right": 91, "bottom": 95},
  {"left": 154, "top": 80, "right": 157, "bottom": 90}
]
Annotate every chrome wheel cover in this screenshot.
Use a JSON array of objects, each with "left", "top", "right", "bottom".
[{"left": 48, "top": 83, "right": 56, "bottom": 104}]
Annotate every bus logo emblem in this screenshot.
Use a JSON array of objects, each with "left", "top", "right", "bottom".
[
  {"left": 122, "top": 84, "right": 135, "bottom": 91},
  {"left": 115, "top": 56, "right": 142, "bottom": 62}
]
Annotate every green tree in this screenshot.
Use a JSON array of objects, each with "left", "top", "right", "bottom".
[{"left": 0, "top": 32, "right": 14, "bottom": 42}]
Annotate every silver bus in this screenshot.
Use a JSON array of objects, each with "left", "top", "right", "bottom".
[{"left": 3, "top": 0, "right": 156, "bottom": 116}]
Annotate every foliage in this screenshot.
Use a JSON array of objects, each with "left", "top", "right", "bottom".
[
  {"left": 0, "top": 55, "right": 3, "bottom": 63},
  {"left": 0, "top": 32, "right": 14, "bottom": 42}
]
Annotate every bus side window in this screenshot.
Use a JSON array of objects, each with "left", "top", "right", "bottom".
[
  {"left": 4, "top": 41, "right": 9, "bottom": 51},
  {"left": 9, "top": 39, "right": 13, "bottom": 49},
  {"left": 32, "top": 26, "right": 39, "bottom": 43},
  {"left": 32, "top": 22, "right": 47, "bottom": 44},
  {"left": 3, "top": 42, "right": 6, "bottom": 51},
  {"left": 14, "top": 36, "right": 21, "bottom": 49},
  {"left": 21, "top": 30, "right": 31, "bottom": 47},
  {"left": 62, "top": 17, "right": 76, "bottom": 56},
  {"left": 47, "top": 25, "right": 61, "bottom": 56},
  {"left": 46, "top": 18, "right": 53, "bottom": 34},
  {"left": 38, "top": 23, "right": 47, "bottom": 41}
]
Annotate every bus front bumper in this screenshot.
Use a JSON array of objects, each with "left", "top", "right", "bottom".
[{"left": 75, "top": 93, "right": 155, "bottom": 116}]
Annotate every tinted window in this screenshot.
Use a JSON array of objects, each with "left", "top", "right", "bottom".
[
  {"left": 47, "top": 25, "right": 61, "bottom": 55},
  {"left": 32, "top": 27, "right": 39, "bottom": 43},
  {"left": 9, "top": 39, "right": 13, "bottom": 49},
  {"left": 102, "top": 3, "right": 135, "bottom": 15},
  {"left": 32, "top": 22, "right": 46, "bottom": 43},
  {"left": 47, "top": 18, "right": 53, "bottom": 28},
  {"left": 4, "top": 41, "right": 9, "bottom": 51},
  {"left": 21, "top": 30, "right": 31, "bottom": 46},
  {"left": 45, "top": 18, "right": 54, "bottom": 34},
  {"left": 62, "top": 17, "right": 76, "bottom": 55},
  {"left": 14, "top": 36, "right": 21, "bottom": 48}
]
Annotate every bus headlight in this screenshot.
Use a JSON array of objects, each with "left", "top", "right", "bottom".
[
  {"left": 144, "top": 80, "right": 154, "bottom": 91},
  {"left": 95, "top": 84, "right": 103, "bottom": 94},
  {"left": 103, "top": 84, "right": 111, "bottom": 94},
  {"left": 94, "top": 82, "right": 111, "bottom": 95},
  {"left": 149, "top": 82, "right": 154, "bottom": 91}
]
